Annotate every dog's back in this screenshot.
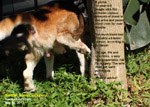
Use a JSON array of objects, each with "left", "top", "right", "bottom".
[{"left": 0, "top": 2, "right": 84, "bottom": 50}]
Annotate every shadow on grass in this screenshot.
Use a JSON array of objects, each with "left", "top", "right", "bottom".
[{"left": 0, "top": 48, "right": 85, "bottom": 92}]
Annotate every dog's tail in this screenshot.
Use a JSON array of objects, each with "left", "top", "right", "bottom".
[
  {"left": 0, "top": 14, "right": 30, "bottom": 41},
  {"left": 75, "top": 14, "right": 84, "bottom": 37}
]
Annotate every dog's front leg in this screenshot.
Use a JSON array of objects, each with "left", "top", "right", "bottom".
[
  {"left": 44, "top": 54, "right": 55, "bottom": 80},
  {"left": 23, "top": 52, "right": 41, "bottom": 92},
  {"left": 76, "top": 51, "right": 86, "bottom": 76}
]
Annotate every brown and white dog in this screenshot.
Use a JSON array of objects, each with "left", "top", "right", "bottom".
[{"left": 0, "top": 1, "right": 90, "bottom": 92}]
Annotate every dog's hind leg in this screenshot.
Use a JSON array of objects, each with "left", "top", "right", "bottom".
[
  {"left": 56, "top": 33, "right": 91, "bottom": 54},
  {"left": 44, "top": 54, "right": 55, "bottom": 80},
  {"left": 23, "top": 52, "right": 42, "bottom": 92}
]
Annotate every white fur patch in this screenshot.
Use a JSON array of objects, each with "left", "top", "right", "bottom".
[
  {"left": 16, "top": 33, "right": 24, "bottom": 37},
  {"left": 76, "top": 52, "right": 85, "bottom": 76},
  {"left": 0, "top": 31, "right": 6, "bottom": 41}
]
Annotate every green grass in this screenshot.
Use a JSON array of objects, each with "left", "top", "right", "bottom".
[
  {"left": 0, "top": 47, "right": 150, "bottom": 107},
  {"left": 126, "top": 48, "right": 150, "bottom": 107}
]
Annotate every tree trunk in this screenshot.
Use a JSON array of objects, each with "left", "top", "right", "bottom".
[{"left": 87, "top": 0, "right": 127, "bottom": 89}]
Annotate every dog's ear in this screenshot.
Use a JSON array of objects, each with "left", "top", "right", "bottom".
[{"left": 12, "top": 25, "right": 28, "bottom": 38}]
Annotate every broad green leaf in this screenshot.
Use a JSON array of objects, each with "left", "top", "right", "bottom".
[
  {"left": 124, "top": 0, "right": 140, "bottom": 25},
  {"left": 123, "top": 0, "right": 130, "bottom": 7},
  {"left": 127, "top": 11, "right": 150, "bottom": 50}
]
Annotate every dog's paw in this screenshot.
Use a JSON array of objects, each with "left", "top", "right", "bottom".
[
  {"left": 24, "top": 80, "right": 36, "bottom": 92},
  {"left": 24, "top": 86, "right": 35, "bottom": 92},
  {"left": 77, "top": 42, "right": 91, "bottom": 54}
]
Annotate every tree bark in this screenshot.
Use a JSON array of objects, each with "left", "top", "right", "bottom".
[{"left": 87, "top": 0, "right": 127, "bottom": 89}]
